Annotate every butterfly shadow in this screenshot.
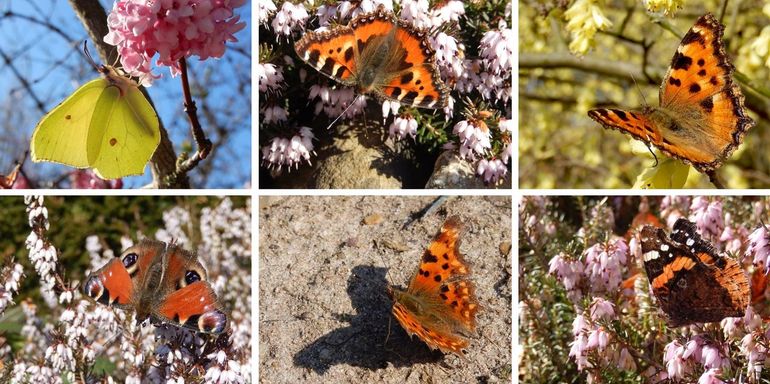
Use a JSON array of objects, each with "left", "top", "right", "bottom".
[{"left": 293, "top": 265, "right": 443, "bottom": 375}]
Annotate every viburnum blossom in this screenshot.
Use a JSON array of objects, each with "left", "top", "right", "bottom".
[
  {"left": 261, "top": 126, "right": 316, "bottom": 170},
  {"left": 104, "top": 0, "right": 247, "bottom": 84},
  {"left": 70, "top": 170, "right": 123, "bottom": 189}
]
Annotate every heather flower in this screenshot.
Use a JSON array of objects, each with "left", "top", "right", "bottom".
[
  {"left": 388, "top": 114, "right": 417, "bottom": 140},
  {"left": 431, "top": 32, "right": 464, "bottom": 83},
  {"left": 564, "top": 0, "right": 613, "bottom": 55},
  {"left": 307, "top": 84, "right": 364, "bottom": 118},
  {"left": 589, "top": 297, "right": 615, "bottom": 321},
  {"left": 748, "top": 226, "right": 770, "bottom": 272},
  {"left": 583, "top": 239, "right": 628, "bottom": 293},
  {"left": 499, "top": 118, "right": 514, "bottom": 133},
  {"left": 271, "top": 1, "right": 309, "bottom": 37},
  {"left": 618, "top": 347, "right": 636, "bottom": 371},
  {"left": 453, "top": 120, "right": 491, "bottom": 160},
  {"left": 690, "top": 197, "right": 723, "bottom": 241},
  {"left": 664, "top": 340, "right": 691, "bottom": 379},
  {"left": 104, "top": 0, "right": 247, "bottom": 84},
  {"left": 261, "top": 127, "right": 316, "bottom": 171},
  {"left": 381, "top": 100, "right": 401, "bottom": 121},
  {"left": 400, "top": 0, "right": 431, "bottom": 29},
  {"left": 257, "top": 63, "right": 285, "bottom": 94},
  {"left": 258, "top": 0, "right": 277, "bottom": 25},
  {"left": 430, "top": 1, "right": 464, "bottom": 26},
  {"left": 501, "top": 142, "right": 513, "bottom": 165},
  {"left": 585, "top": 327, "right": 609, "bottom": 350},
  {"left": 479, "top": 21, "right": 514, "bottom": 75},
  {"left": 476, "top": 158, "right": 508, "bottom": 184},
  {"left": 261, "top": 105, "right": 288, "bottom": 124}
]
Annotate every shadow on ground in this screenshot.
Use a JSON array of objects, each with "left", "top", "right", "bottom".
[{"left": 293, "top": 265, "right": 443, "bottom": 374}]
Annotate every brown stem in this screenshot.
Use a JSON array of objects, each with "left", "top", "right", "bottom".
[{"left": 179, "top": 57, "right": 212, "bottom": 161}]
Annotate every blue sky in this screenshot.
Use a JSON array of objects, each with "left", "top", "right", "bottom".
[{"left": 0, "top": 0, "right": 252, "bottom": 188}]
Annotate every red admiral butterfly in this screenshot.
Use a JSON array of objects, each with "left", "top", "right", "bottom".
[{"left": 640, "top": 218, "right": 749, "bottom": 327}]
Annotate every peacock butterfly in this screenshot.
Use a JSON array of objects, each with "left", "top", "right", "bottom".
[{"left": 83, "top": 239, "right": 228, "bottom": 334}]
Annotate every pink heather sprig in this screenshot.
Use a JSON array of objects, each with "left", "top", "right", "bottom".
[
  {"left": 261, "top": 126, "right": 317, "bottom": 171},
  {"left": 431, "top": 32, "right": 465, "bottom": 86},
  {"left": 261, "top": 105, "right": 288, "bottom": 125},
  {"left": 400, "top": 0, "right": 431, "bottom": 29},
  {"left": 306, "top": 84, "right": 365, "bottom": 119},
  {"left": 104, "top": 0, "right": 247, "bottom": 84},
  {"left": 548, "top": 252, "right": 585, "bottom": 302},
  {"left": 690, "top": 197, "right": 724, "bottom": 241},
  {"left": 748, "top": 225, "right": 770, "bottom": 273},
  {"left": 476, "top": 158, "right": 507, "bottom": 184},
  {"left": 430, "top": 1, "right": 465, "bottom": 26},
  {"left": 479, "top": 20, "right": 514, "bottom": 76},
  {"left": 661, "top": 195, "right": 689, "bottom": 227},
  {"left": 583, "top": 239, "right": 628, "bottom": 293},
  {"left": 719, "top": 215, "right": 748, "bottom": 255}
]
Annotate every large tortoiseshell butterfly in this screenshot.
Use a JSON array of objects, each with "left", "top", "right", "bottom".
[
  {"left": 83, "top": 239, "right": 228, "bottom": 334},
  {"left": 588, "top": 13, "right": 754, "bottom": 174},
  {"left": 295, "top": 6, "right": 450, "bottom": 109},
  {"left": 387, "top": 216, "right": 479, "bottom": 356}
]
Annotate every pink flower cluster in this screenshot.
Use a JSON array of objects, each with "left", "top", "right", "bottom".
[
  {"left": 690, "top": 197, "right": 724, "bottom": 241},
  {"left": 568, "top": 299, "right": 621, "bottom": 372},
  {"left": 104, "top": 0, "right": 246, "bottom": 84},
  {"left": 261, "top": 126, "right": 316, "bottom": 171},
  {"left": 663, "top": 336, "right": 731, "bottom": 382}
]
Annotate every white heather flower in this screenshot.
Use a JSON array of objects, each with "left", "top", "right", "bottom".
[
  {"left": 644, "top": 0, "right": 685, "bottom": 16},
  {"left": 476, "top": 158, "right": 508, "bottom": 184},
  {"left": 307, "top": 84, "right": 362, "bottom": 118},
  {"left": 564, "top": 0, "right": 613, "bottom": 55},
  {"left": 430, "top": 1, "right": 464, "bottom": 26},
  {"left": 258, "top": 0, "right": 277, "bottom": 25},
  {"left": 400, "top": 0, "right": 431, "bottom": 29},
  {"left": 316, "top": 4, "right": 338, "bottom": 26},
  {"left": 453, "top": 120, "right": 491, "bottom": 160},
  {"left": 431, "top": 32, "right": 464, "bottom": 83},
  {"left": 261, "top": 105, "right": 288, "bottom": 124},
  {"left": 499, "top": 118, "right": 514, "bottom": 133},
  {"left": 479, "top": 21, "right": 513, "bottom": 75},
  {"left": 382, "top": 99, "right": 401, "bottom": 121},
  {"left": 256, "top": 63, "right": 284, "bottom": 93},
  {"left": 261, "top": 127, "right": 316, "bottom": 170},
  {"left": 271, "top": 2, "right": 309, "bottom": 37},
  {"left": 388, "top": 114, "right": 418, "bottom": 141}
]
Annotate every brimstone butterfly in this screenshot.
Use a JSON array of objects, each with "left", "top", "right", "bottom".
[{"left": 31, "top": 65, "right": 160, "bottom": 180}]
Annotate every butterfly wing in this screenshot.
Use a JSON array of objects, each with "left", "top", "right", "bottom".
[
  {"left": 89, "top": 72, "right": 160, "bottom": 180},
  {"left": 371, "top": 18, "right": 448, "bottom": 109},
  {"left": 83, "top": 239, "right": 164, "bottom": 312},
  {"left": 390, "top": 216, "right": 478, "bottom": 356},
  {"left": 295, "top": 25, "right": 358, "bottom": 87},
  {"left": 639, "top": 221, "right": 748, "bottom": 327},
  {"left": 32, "top": 78, "right": 109, "bottom": 169},
  {"left": 31, "top": 66, "right": 160, "bottom": 180},
  {"left": 657, "top": 13, "right": 753, "bottom": 171},
  {"left": 151, "top": 244, "right": 228, "bottom": 334},
  {"left": 588, "top": 108, "right": 663, "bottom": 146}
]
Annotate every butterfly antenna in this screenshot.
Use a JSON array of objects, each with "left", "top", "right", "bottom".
[
  {"left": 324, "top": 94, "right": 364, "bottom": 131},
  {"left": 82, "top": 41, "right": 101, "bottom": 72},
  {"left": 630, "top": 73, "right": 649, "bottom": 107}
]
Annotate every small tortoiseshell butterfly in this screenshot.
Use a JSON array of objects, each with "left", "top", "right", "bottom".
[
  {"left": 83, "top": 239, "right": 228, "bottom": 334},
  {"left": 589, "top": 13, "right": 754, "bottom": 174},
  {"left": 295, "top": 6, "right": 450, "bottom": 109},
  {"left": 640, "top": 218, "right": 749, "bottom": 327},
  {"left": 387, "top": 216, "right": 479, "bottom": 356}
]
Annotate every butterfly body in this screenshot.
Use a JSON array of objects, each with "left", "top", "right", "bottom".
[
  {"left": 588, "top": 13, "right": 754, "bottom": 173},
  {"left": 295, "top": 6, "right": 449, "bottom": 109},
  {"left": 639, "top": 218, "right": 748, "bottom": 327},
  {"left": 388, "top": 216, "right": 478, "bottom": 357},
  {"left": 83, "top": 239, "right": 227, "bottom": 334}
]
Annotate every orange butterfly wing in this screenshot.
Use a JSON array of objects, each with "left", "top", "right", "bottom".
[
  {"left": 588, "top": 13, "right": 754, "bottom": 173},
  {"left": 389, "top": 216, "right": 479, "bottom": 356},
  {"left": 295, "top": 6, "right": 448, "bottom": 109}
]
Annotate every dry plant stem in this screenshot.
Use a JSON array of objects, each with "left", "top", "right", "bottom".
[{"left": 179, "top": 58, "right": 213, "bottom": 165}]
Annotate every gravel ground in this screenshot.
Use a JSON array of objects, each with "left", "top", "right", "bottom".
[{"left": 259, "top": 196, "right": 512, "bottom": 383}]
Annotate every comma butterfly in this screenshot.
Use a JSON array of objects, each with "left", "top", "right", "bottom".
[
  {"left": 387, "top": 216, "right": 479, "bottom": 357},
  {"left": 294, "top": 6, "right": 450, "bottom": 109},
  {"left": 588, "top": 13, "right": 754, "bottom": 174},
  {"left": 83, "top": 239, "right": 228, "bottom": 334}
]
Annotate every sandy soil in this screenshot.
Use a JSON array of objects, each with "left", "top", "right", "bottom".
[{"left": 259, "top": 196, "right": 512, "bottom": 383}]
